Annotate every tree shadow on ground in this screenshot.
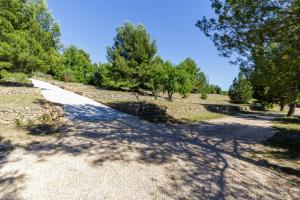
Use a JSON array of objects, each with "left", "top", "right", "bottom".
[
  {"left": 265, "top": 117, "right": 300, "bottom": 161},
  {"left": 22, "top": 103, "right": 300, "bottom": 199},
  {"left": 0, "top": 81, "right": 33, "bottom": 88},
  {"left": 0, "top": 137, "right": 25, "bottom": 199}
]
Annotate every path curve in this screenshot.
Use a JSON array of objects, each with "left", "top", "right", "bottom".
[{"left": 0, "top": 79, "right": 298, "bottom": 200}]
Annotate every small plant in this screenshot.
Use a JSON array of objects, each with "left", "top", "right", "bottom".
[
  {"left": 201, "top": 93, "right": 208, "bottom": 100},
  {"left": 26, "top": 119, "right": 35, "bottom": 128},
  {"left": 14, "top": 118, "right": 23, "bottom": 128},
  {"left": 14, "top": 117, "right": 29, "bottom": 128},
  {"left": 40, "top": 114, "right": 52, "bottom": 123},
  {"left": 261, "top": 101, "right": 274, "bottom": 110},
  {"left": 62, "top": 68, "right": 75, "bottom": 82}
]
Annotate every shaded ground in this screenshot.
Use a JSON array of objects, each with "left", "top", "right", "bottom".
[{"left": 0, "top": 79, "right": 299, "bottom": 199}]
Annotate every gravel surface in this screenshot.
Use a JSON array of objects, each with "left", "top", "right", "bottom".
[{"left": 0, "top": 79, "right": 299, "bottom": 200}]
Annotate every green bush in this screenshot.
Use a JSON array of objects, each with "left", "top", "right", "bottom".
[
  {"left": 33, "top": 72, "right": 53, "bottom": 80},
  {"left": 0, "top": 70, "right": 30, "bottom": 84},
  {"left": 201, "top": 93, "right": 208, "bottom": 100},
  {"left": 228, "top": 75, "right": 253, "bottom": 104},
  {"left": 62, "top": 69, "right": 75, "bottom": 82}
]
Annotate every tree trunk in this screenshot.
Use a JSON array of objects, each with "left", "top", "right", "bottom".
[
  {"left": 168, "top": 92, "right": 173, "bottom": 101},
  {"left": 134, "top": 92, "right": 140, "bottom": 102},
  {"left": 280, "top": 98, "right": 285, "bottom": 112},
  {"left": 287, "top": 102, "right": 296, "bottom": 117}
]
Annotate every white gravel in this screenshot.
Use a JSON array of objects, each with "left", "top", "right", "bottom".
[{"left": 0, "top": 79, "right": 298, "bottom": 200}]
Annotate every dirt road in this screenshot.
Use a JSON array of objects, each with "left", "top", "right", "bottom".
[{"left": 0, "top": 79, "right": 299, "bottom": 199}]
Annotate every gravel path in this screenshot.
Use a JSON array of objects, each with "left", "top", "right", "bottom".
[{"left": 0, "top": 79, "right": 299, "bottom": 200}]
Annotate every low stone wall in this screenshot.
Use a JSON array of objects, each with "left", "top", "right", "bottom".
[
  {"left": 0, "top": 86, "right": 41, "bottom": 95},
  {"left": 0, "top": 85, "right": 64, "bottom": 125},
  {"left": 107, "top": 101, "right": 168, "bottom": 122},
  {"left": 0, "top": 101, "right": 64, "bottom": 125}
]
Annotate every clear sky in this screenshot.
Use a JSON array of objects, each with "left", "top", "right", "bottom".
[{"left": 47, "top": 0, "right": 239, "bottom": 90}]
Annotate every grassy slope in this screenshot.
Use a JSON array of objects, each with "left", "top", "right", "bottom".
[{"left": 46, "top": 80, "right": 234, "bottom": 122}]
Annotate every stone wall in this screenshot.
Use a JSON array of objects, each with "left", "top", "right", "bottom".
[
  {"left": 0, "top": 86, "right": 64, "bottom": 125},
  {"left": 0, "top": 86, "right": 41, "bottom": 95},
  {"left": 107, "top": 101, "right": 168, "bottom": 122},
  {"left": 0, "top": 101, "right": 64, "bottom": 125}
]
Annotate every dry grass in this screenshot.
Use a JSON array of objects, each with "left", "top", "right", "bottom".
[
  {"left": 251, "top": 117, "right": 300, "bottom": 177},
  {"left": 0, "top": 85, "right": 58, "bottom": 146},
  {"left": 0, "top": 124, "right": 57, "bottom": 147},
  {"left": 46, "top": 80, "right": 231, "bottom": 122},
  {"left": 0, "top": 93, "right": 41, "bottom": 106}
]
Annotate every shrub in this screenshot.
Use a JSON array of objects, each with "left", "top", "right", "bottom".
[
  {"left": 201, "top": 93, "right": 208, "bottom": 100},
  {"left": 108, "top": 101, "right": 168, "bottom": 122},
  {"left": 0, "top": 70, "right": 30, "bottom": 84},
  {"left": 62, "top": 69, "right": 75, "bottom": 82},
  {"left": 228, "top": 75, "right": 253, "bottom": 104},
  {"left": 33, "top": 72, "right": 53, "bottom": 80}
]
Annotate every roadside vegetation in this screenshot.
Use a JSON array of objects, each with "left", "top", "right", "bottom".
[
  {"left": 250, "top": 117, "right": 300, "bottom": 177},
  {"left": 44, "top": 79, "right": 229, "bottom": 123},
  {"left": 197, "top": 0, "right": 299, "bottom": 117},
  {"left": 0, "top": 83, "right": 61, "bottom": 147},
  {"left": 268, "top": 117, "right": 300, "bottom": 160},
  {"left": 0, "top": 0, "right": 299, "bottom": 175}
]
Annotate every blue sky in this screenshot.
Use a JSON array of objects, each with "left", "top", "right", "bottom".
[{"left": 47, "top": 0, "right": 239, "bottom": 90}]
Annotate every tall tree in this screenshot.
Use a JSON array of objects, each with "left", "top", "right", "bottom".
[
  {"left": 0, "top": 0, "right": 61, "bottom": 74},
  {"left": 196, "top": 0, "right": 300, "bottom": 116},
  {"left": 194, "top": 70, "right": 207, "bottom": 93},
  {"left": 147, "top": 56, "right": 166, "bottom": 100},
  {"left": 228, "top": 74, "right": 253, "bottom": 104},
  {"left": 62, "top": 45, "right": 96, "bottom": 83},
  {"left": 162, "top": 61, "right": 178, "bottom": 101},
  {"left": 107, "top": 22, "right": 157, "bottom": 90}
]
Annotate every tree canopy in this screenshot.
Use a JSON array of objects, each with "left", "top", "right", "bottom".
[
  {"left": 106, "top": 22, "right": 157, "bottom": 90},
  {"left": 0, "top": 2, "right": 222, "bottom": 103},
  {"left": 0, "top": 0, "right": 61, "bottom": 74},
  {"left": 197, "top": 0, "right": 300, "bottom": 116}
]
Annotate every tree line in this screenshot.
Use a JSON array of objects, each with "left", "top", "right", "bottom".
[
  {"left": 2, "top": 0, "right": 297, "bottom": 116},
  {"left": 197, "top": 0, "right": 300, "bottom": 116},
  {"left": 0, "top": 0, "right": 222, "bottom": 102}
]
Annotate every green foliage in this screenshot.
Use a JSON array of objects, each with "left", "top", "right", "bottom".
[
  {"left": 228, "top": 74, "right": 253, "bottom": 104},
  {"left": 56, "top": 45, "right": 96, "bottom": 83},
  {"left": 146, "top": 56, "right": 166, "bottom": 99},
  {"left": 201, "top": 92, "right": 208, "bottom": 100},
  {"left": 0, "top": 0, "right": 61, "bottom": 74},
  {"left": 197, "top": 0, "right": 300, "bottom": 116},
  {"left": 106, "top": 22, "right": 157, "bottom": 90},
  {"left": 194, "top": 71, "right": 207, "bottom": 93},
  {"left": 162, "top": 62, "right": 178, "bottom": 101},
  {"left": 177, "top": 58, "right": 199, "bottom": 97},
  {"left": 0, "top": 69, "right": 30, "bottom": 84},
  {"left": 205, "top": 84, "right": 222, "bottom": 94},
  {"left": 176, "top": 67, "right": 193, "bottom": 98},
  {"left": 103, "top": 23, "right": 200, "bottom": 100},
  {"left": 177, "top": 58, "right": 197, "bottom": 85},
  {"left": 62, "top": 68, "right": 75, "bottom": 82}
]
